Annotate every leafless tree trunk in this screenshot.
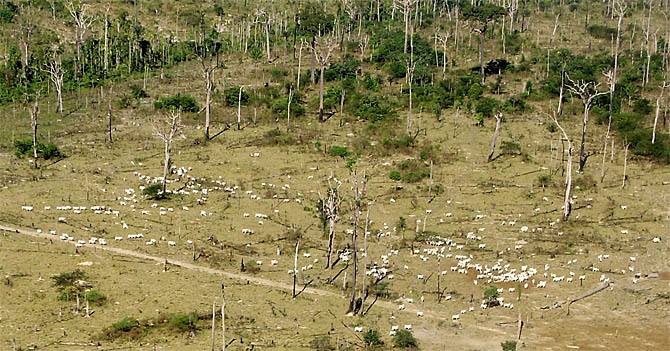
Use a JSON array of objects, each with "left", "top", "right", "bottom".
[
  {"left": 45, "top": 59, "right": 64, "bottom": 117},
  {"left": 65, "top": 0, "right": 94, "bottom": 77},
  {"left": 553, "top": 113, "right": 573, "bottom": 221},
  {"left": 359, "top": 35, "right": 370, "bottom": 62},
  {"left": 237, "top": 86, "right": 243, "bottom": 130},
  {"left": 653, "top": 82, "right": 667, "bottom": 143},
  {"left": 394, "top": 0, "right": 418, "bottom": 54},
  {"left": 153, "top": 110, "right": 182, "bottom": 195},
  {"left": 348, "top": 170, "right": 366, "bottom": 314},
  {"left": 293, "top": 240, "right": 299, "bottom": 298},
  {"left": 310, "top": 36, "right": 338, "bottom": 122},
  {"left": 622, "top": 142, "right": 630, "bottom": 188},
  {"left": 566, "top": 75, "right": 609, "bottom": 172},
  {"left": 488, "top": 113, "right": 503, "bottom": 162},
  {"left": 29, "top": 92, "right": 40, "bottom": 168},
  {"left": 211, "top": 301, "right": 216, "bottom": 351},
  {"left": 104, "top": 5, "right": 110, "bottom": 72},
  {"left": 359, "top": 206, "right": 371, "bottom": 315},
  {"left": 199, "top": 50, "right": 221, "bottom": 139},
  {"left": 108, "top": 101, "right": 112, "bottom": 143},
  {"left": 297, "top": 39, "right": 305, "bottom": 91},
  {"left": 320, "top": 176, "right": 342, "bottom": 282}
]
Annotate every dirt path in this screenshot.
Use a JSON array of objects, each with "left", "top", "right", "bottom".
[{"left": 0, "top": 223, "right": 508, "bottom": 336}]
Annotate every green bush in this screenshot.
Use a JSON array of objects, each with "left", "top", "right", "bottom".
[
  {"left": 51, "top": 270, "right": 87, "bottom": 292},
  {"left": 329, "top": 145, "right": 350, "bottom": 158},
  {"left": 587, "top": 24, "right": 616, "bottom": 39},
  {"left": 500, "top": 141, "right": 521, "bottom": 155},
  {"left": 223, "top": 86, "right": 250, "bottom": 106},
  {"left": 116, "top": 94, "right": 133, "bottom": 109},
  {"left": 363, "top": 329, "right": 383, "bottom": 347},
  {"left": 633, "top": 98, "right": 653, "bottom": 115},
  {"left": 389, "top": 170, "right": 402, "bottom": 181},
  {"left": 537, "top": 174, "right": 552, "bottom": 188},
  {"left": 154, "top": 93, "right": 199, "bottom": 112},
  {"left": 130, "top": 84, "right": 149, "bottom": 99},
  {"left": 393, "top": 329, "right": 418, "bottom": 348},
  {"left": 112, "top": 317, "right": 139, "bottom": 332},
  {"left": 501, "top": 340, "right": 517, "bottom": 351},
  {"left": 0, "top": 1, "right": 18, "bottom": 23},
  {"left": 169, "top": 313, "right": 198, "bottom": 332},
  {"left": 143, "top": 183, "right": 166, "bottom": 200},
  {"left": 484, "top": 285, "right": 499, "bottom": 301},
  {"left": 85, "top": 290, "right": 107, "bottom": 305},
  {"left": 475, "top": 97, "right": 500, "bottom": 118}
]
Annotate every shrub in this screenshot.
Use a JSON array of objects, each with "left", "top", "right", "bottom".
[
  {"left": 484, "top": 285, "right": 499, "bottom": 302},
  {"left": 329, "top": 145, "right": 350, "bottom": 158},
  {"left": 223, "top": 86, "right": 250, "bottom": 106},
  {"left": 130, "top": 84, "right": 149, "bottom": 99},
  {"left": 154, "top": 93, "right": 199, "bottom": 112},
  {"left": 500, "top": 141, "right": 521, "bottom": 155},
  {"left": 112, "top": 317, "right": 139, "bottom": 332},
  {"left": 0, "top": 1, "right": 18, "bottom": 23},
  {"left": 169, "top": 313, "right": 198, "bottom": 332},
  {"left": 389, "top": 170, "right": 402, "bottom": 181},
  {"left": 51, "top": 270, "right": 87, "bottom": 292},
  {"left": 393, "top": 329, "right": 418, "bottom": 348},
  {"left": 85, "top": 290, "right": 107, "bottom": 305},
  {"left": 632, "top": 98, "right": 653, "bottom": 115},
  {"left": 363, "top": 329, "right": 383, "bottom": 347},
  {"left": 143, "top": 183, "right": 166, "bottom": 200},
  {"left": 587, "top": 24, "right": 616, "bottom": 39},
  {"left": 501, "top": 340, "right": 517, "bottom": 351},
  {"left": 116, "top": 94, "right": 133, "bottom": 109},
  {"left": 310, "top": 335, "right": 335, "bottom": 350},
  {"left": 537, "top": 174, "right": 552, "bottom": 188},
  {"left": 475, "top": 97, "right": 500, "bottom": 118}
]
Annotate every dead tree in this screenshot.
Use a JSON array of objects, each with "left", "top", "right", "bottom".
[
  {"left": 254, "top": 8, "right": 272, "bottom": 62},
  {"left": 487, "top": 113, "right": 503, "bottom": 162},
  {"left": 358, "top": 34, "right": 370, "bottom": 62},
  {"left": 435, "top": 32, "right": 450, "bottom": 77},
  {"left": 653, "top": 82, "right": 667, "bottom": 144},
  {"left": 64, "top": 0, "right": 95, "bottom": 77},
  {"left": 405, "top": 58, "right": 417, "bottom": 136},
  {"left": 348, "top": 170, "right": 366, "bottom": 314},
  {"left": 28, "top": 92, "right": 41, "bottom": 168},
  {"left": 292, "top": 239, "right": 299, "bottom": 298},
  {"left": 153, "top": 110, "right": 182, "bottom": 195},
  {"left": 552, "top": 112, "right": 573, "bottom": 222},
  {"left": 310, "top": 36, "right": 338, "bottom": 122},
  {"left": 566, "top": 75, "right": 608, "bottom": 173},
  {"left": 393, "top": 0, "right": 418, "bottom": 54},
  {"left": 45, "top": 58, "right": 65, "bottom": 117},
  {"left": 319, "top": 176, "right": 342, "bottom": 282},
  {"left": 198, "top": 49, "right": 222, "bottom": 139},
  {"left": 359, "top": 206, "right": 371, "bottom": 315},
  {"left": 601, "top": 70, "right": 615, "bottom": 182}
]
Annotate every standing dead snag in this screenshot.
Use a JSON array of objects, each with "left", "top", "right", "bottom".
[
  {"left": 28, "top": 92, "right": 41, "bottom": 168},
  {"left": 552, "top": 112, "right": 573, "bottom": 222},
  {"left": 487, "top": 113, "right": 503, "bottom": 162},
  {"left": 292, "top": 239, "right": 299, "bottom": 298},
  {"left": 319, "top": 176, "right": 342, "bottom": 282},
  {"left": 348, "top": 170, "right": 366, "bottom": 315},
  {"left": 566, "top": 75, "right": 609, "bottom": 173},
  {"left": 653, "top": 82, "right": 667, "bottom": 144},
  {"left": 153, "top": 110, "right": 182, "bottom": 195},
  {"left": 392, "top": 0, "right": 418, "bottom": 54},
  {"left": 310, "top": 36, "right": 338, "bottom": 122},
  {"left": 44, "top": 58, "right": 64, "bottom": 117},
  {"left": 198, "top": 49, "right": 222, "bottom": 140},
  {"left": 358, "top": 35, "right": 370, "bottom": 63},
  {"left": 64, "top": 0, "right": 94, "bottom": 77}
]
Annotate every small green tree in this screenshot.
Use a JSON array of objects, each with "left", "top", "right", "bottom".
[
  {"left": 393, "top": 329, "right": 418, "bottom": 348},
  {"left": 363, "top": 329, "right": 383, "bottom": 347}
]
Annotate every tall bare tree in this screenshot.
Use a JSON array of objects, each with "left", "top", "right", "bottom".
[
  {"left": 310, "top": 36, "right": 338, "bottom": 122},
  {"left": 393, "top": 0, "right": 418, "bottom": 54},
  {"left": 653, "top": 82, "right": 668, "bottom": 143},
  {"left": 348, "top": 170, "right": 366, "bottom": 314},
  {"left": 552, "top": 112, "right": 573, "bottom": 221},
  {"left": 64, "top": 0, "right": 95, "bottom": 76},
  {"left": 153, "top": 110, "right": 182, "bottom": 195},
  {"left": 487, "top": 113, "right": 503, "bottom": 162},
  {"left": 319, "top": 176, "right": 342, "bottom": 282},
  {"left": 28, "top": 92, "right": 41, "bottom": 168},
  {"left": 198, "top": 50, "right": 222, "bottom": 140},
  {"left": 45, "top": 58, "right": 65, "bottom": 117},
  {"left": 566, "top": 75, "right": 609, "bottom": 172}
]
